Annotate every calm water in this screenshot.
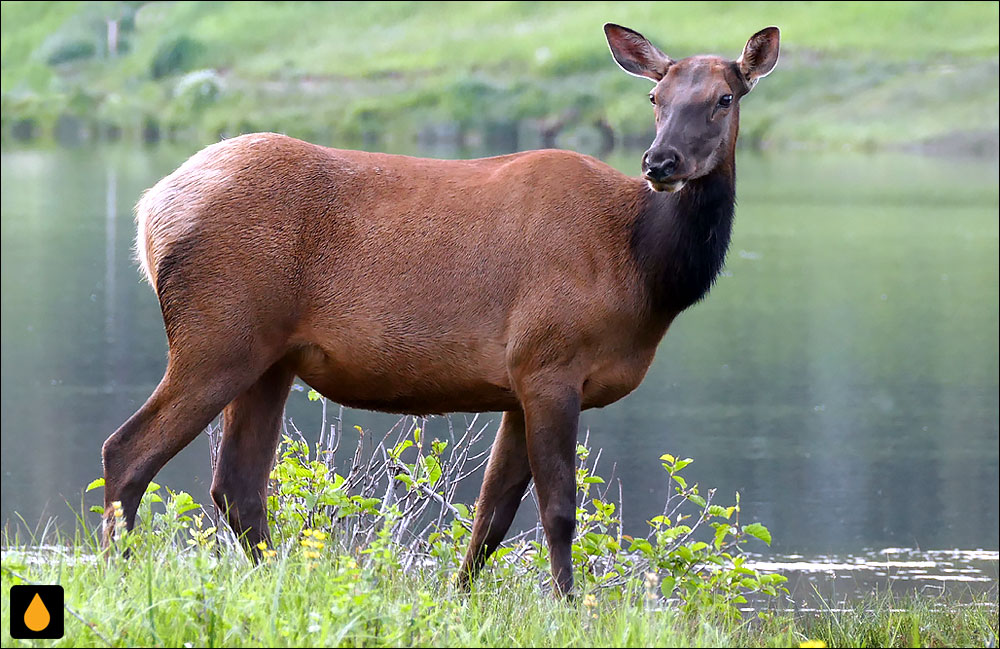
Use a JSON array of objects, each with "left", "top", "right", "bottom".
[{"left": 1, "top": 144, "right": 998, "bottom": 580}]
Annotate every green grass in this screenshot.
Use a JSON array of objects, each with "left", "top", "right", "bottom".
[
  {"left": 1, "top": 1, "right": 997, "bottom": 150},
  {"left": 2, "top": 529, "right": 997, "bottom": 648}
]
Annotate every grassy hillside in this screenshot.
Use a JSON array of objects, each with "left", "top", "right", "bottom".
[{"left": 1, "top": 1, "right": 998, "bottom": 151}]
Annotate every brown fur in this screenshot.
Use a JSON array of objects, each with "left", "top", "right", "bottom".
[{"left": 102, "top": 25, "right": 779, "bottom": 596}]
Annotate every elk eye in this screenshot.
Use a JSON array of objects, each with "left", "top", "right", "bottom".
[
  {"left": 718, "top": 94, "right": 734, "bottom": 107},
  {"left": 649, "top": 94, "right": 656, "bottom": 105}
]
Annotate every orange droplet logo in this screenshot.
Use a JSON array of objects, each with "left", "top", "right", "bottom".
[{"left": 24, "top": 592, "right": 51, "bottom": 632}]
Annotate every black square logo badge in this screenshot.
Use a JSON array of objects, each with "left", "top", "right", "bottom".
[{"left": 9, "top": 585, "right": 64, "bottom": 639}]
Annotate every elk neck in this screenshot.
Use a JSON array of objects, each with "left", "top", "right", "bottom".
[{"left": 629, "top": 151, "right": 736, "bottom": 322}]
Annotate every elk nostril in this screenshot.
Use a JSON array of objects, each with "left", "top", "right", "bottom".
[
  {"left": 663, "top": 148, "right": 681, "bottom": 174},
  {"left": 643, "top": 148, "right": 680, "bottom": 182}
]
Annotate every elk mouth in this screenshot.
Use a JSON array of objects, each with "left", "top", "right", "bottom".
[{"left": 644, "top": 177, "right": 687, "bottom": 193}]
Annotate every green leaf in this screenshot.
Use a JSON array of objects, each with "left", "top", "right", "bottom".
[
  {"left": 85, "top": 478, "right": 105, "bottom": 492},
  {"left": 687, "top": 493, "right": 707, "bottom": 508},
  {"left": 391, "top": 439, "right": 414, "bottom": 459},
  {"left": 90, "top": 505, "right": 105, "bottom": 514},
  {"left": 422, "top": 454, "right": 442, "bottom": 486},
  {"left": 628, "top": 538, "right": 654, "bottom": 556},
  {"left": 660, "top": 453, "right": 675, "bottom": 463},
  {"left": 307, "top": 389, "right": 322, "bottom": 401},
  {"left": 663, "top": 524, "right": 692, "bottom": 540},
  {"left": 582, "top": 476, "right": 605, "bottom": 484},
  {"left": 492, "top": 547, "right": 513, "bottom": 560},
  {"left": 172, "top": 491, "right": 201, "bottom": 514},
  {"left": 713, "top": 525, "right": 730, "bottom": 550},
  {"left": 742, "top": 522, "right": 772, "bottom": 546},
  {"left": 673, "top": 458, "right": 693, "bottom": 471},
  {"left": 660, "top": 576, "right": 676, "bottom": 597}
]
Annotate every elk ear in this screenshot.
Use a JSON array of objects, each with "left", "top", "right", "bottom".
[
  {"left": 737, "top": 26, "right": 780, "bottom": 90},
  {"left": 604, "top": 23, "right": 673, "bottom": 81}
]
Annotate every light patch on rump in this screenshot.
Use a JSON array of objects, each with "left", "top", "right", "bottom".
[
  {"left": 134, "top": 189, "right": 155, "bottom": 287},
  {"left": 134, "top": 178, "right": 204, "bottom": 292},
  {"left": 132, "top": 136, "right": 262, "bottom": 291},
  {"left": 133, "top": 145, "right": 230, "bottom": 291}
]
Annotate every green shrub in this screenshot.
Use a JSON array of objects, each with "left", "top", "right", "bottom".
[
  {"left": 171, "top": 69, "right": 223, "bottom": 112},
  {"left": 82, "top": 397, "right": 784, "bottom": 615},
  {"left": 151, "top": 35, "right": 204, "bottom": 79},
  {"left": 44, "top": 37, "right": 96, "bottom": 65}
]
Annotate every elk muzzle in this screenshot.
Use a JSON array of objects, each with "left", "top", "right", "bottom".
[{"left": 642, "top": 146, "right": 687, "bottom": 193}]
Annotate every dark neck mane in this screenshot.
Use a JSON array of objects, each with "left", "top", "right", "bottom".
[{"left": 630, "top": 160, "right": 736, "bottom": 319}]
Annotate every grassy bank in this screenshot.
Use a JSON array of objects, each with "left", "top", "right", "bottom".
[
  {"left": 2, "top": 1, "right": 998, "bottom": 152},
  {"left": 3, "top": 538, "right": 997, "bottom": 648}
]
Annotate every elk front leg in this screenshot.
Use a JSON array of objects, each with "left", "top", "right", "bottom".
[{"left": 520, "top": 381, "right": 581, "bottom": 596}]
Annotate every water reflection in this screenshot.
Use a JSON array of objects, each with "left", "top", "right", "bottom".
[
  {"left": 1, "top": 145, "right": 997, "bottom": 571},
  {"left": 746, "top": 548, "right": 999, "bottom": 609}
]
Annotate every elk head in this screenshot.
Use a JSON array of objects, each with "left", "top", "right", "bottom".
[{"left": 605, "top": 24, "right": 780, "bottom": 193}]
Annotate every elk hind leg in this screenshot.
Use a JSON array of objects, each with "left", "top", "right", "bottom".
[
  {"left": 210, "top": 359, "right": 296, "bottom": 557},
  {"left": 458, "top": 410, "right": 532, "bottom": 590},
  {"left": 101, "top": 345, "right": 267, "bottom": 546}
]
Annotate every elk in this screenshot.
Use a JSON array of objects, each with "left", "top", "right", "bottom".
[{"left": 101, "top": 23, "right": 779, "bottom": 595}]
